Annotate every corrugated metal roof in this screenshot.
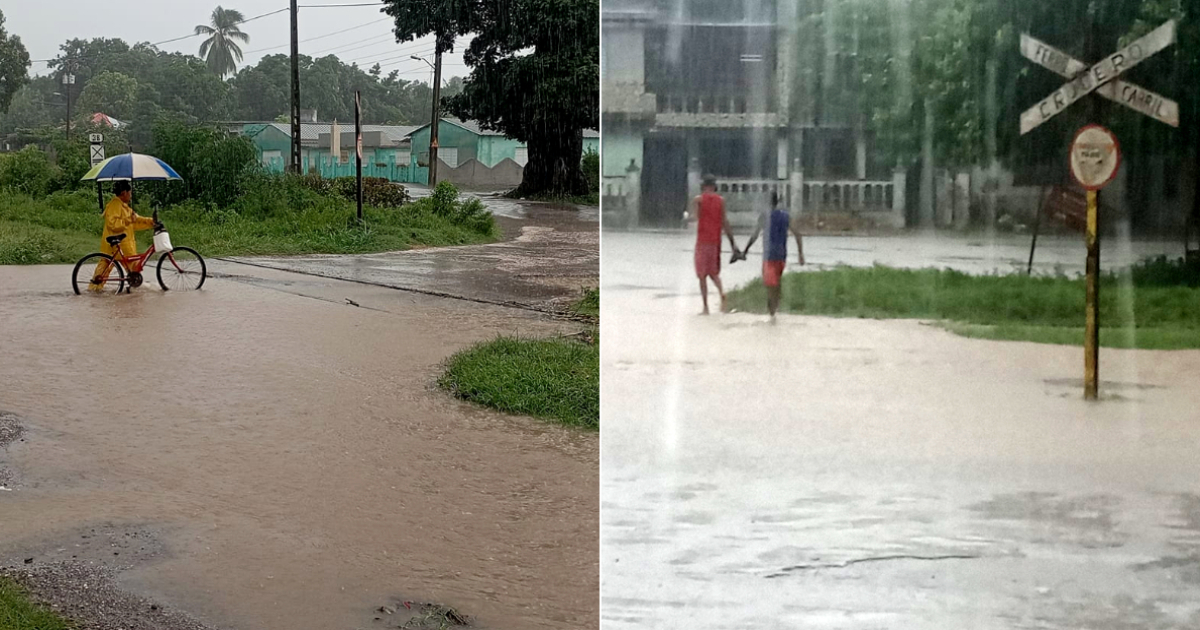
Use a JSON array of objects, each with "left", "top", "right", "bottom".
[
  {"left": 405, "top": 118, "right": 600, "bottom": 140},
  {"left": 249, "top": 122, "right": 418, "bottom": 145},
  {"left": 237, "top": 120, "right": 595, "bottom": 143}
]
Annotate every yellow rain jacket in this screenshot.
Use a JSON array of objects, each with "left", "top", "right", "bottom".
[
  {"left": 90, "top": 196, "right": 155, "bottom": 290},
  {"left": 100, "top": 195, "right": 156, "bottom": 261}
]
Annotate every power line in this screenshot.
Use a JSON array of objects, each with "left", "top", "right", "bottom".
[
  {"left": 28, "top": 6, "right": 291, "bottom": 63},
  {"left": 244, "top": 16, "right": 390, "bottom": 54},
  {"left": 155, "top": 7, "right": 290, "bottom": 48},
  {"left": 354, "top": 47, "right": 437, "bottom": 69},
  {"left": 298, "top": 3, "right": 383, "bottom": 7},
  {"left": 305, "top": 31, "right": 396, "bottom": 56},
  {"left": 338, "top": 41, "right": 433, "bottom": 65}
]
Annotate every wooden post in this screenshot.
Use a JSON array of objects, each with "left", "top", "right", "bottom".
[
  {"left": 1084, "top": 189, "right": 1100, "bottom": 400},
  {"left": 289, "top": 0, "right": 302, "bottom": 174},
  {"left": 1028, "top": 186, "right": 1047, "bottom": 275},
  {"left": 429, "top": 47, "right": 443, "bottom": 187},
  {"left": 355, "top": 91, "right": 363, "bottom": 223}
]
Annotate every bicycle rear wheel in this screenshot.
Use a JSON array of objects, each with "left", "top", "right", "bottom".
[
  {"left": 156, "top": 247, "right": 207, "bottom": 291},
  {"left": 72, "top": 253, "right": 126, "bottom": 295}
]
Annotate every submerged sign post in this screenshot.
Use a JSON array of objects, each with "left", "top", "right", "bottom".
[
  {"left": 1019, "top": 21, "right": 1176, "bottom": 401},
  {"left": 1070, "top": 125, "right": 1120, "bottom": 400},
  {"left": 90, "top": 134, "right": 105, "bottom": 213}
]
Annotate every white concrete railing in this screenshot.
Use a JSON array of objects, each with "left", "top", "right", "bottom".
[
  {"left": 603, "top": 175, "right": 631, "bottom": 201},
  {"left": 803, "top": 180, "right": 894, "bottom": 213},
  {"left": 656, "top": 93, "right": 777, "bottom": 115},
  {"left": 714, "top": 179, "right": 789, "bottom": 213}
]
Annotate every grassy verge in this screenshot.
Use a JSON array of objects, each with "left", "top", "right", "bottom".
[
  {"left": 0, "top": 578, "right": 70, "bottom": 630},
  {"left": 726, "top": 266, "right": 1200, "bottom": 350},
  {"left": 506, "top": 190, "right": 600, "bottom": 207},
  {"left": 440, "top": 335, "right": 599, "bottom": 429},
  {"left": 0, "top": 188, "right": 498, "bottom": 265},
  {"left": 572, "top": 288, "right": 599, "bottom": 318}
]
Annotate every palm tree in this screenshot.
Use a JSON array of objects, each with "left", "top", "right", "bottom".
[{"left": 195, "top": 7, "right": 249, "bottom": 78}]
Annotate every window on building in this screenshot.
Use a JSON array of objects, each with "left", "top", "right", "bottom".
[
  {"left": 440, "top": 148, "right": 460, "bottom": 168},
  {"left": 688, "top": 0, "right": 743, "bottom": 22},
  {"left": 514, "top": 147, "right": 529, "bottom": 167},
  {"left": 395, "top": 150, "right": 411, "bottom": 166}
]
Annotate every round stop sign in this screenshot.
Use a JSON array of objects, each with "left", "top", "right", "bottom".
[{"left": 1070, "top": 125, "right": 1121, "bottom": 191}]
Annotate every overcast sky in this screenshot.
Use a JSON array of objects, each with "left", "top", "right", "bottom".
[{"left": 6, "top": 0, "right": 469, "bottom": 84}]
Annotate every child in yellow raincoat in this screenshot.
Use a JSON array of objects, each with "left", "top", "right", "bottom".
[{"left": 90, "top": 181, "right": 160, "bottom": 291}]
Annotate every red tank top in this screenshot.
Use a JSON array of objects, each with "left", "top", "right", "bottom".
[{"left": 696, "top": 193, "right": 724, "bottom": 245}]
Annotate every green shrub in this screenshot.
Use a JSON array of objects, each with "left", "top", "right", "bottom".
[
  {"left": 430, "top": 180, "right": 459, "bottom": 217},
  {"left": 1127, "top": 255, "right": 1200, "bottom": 288},
  {"left": 144, "top": 118, "right": 258, "bottom": 208},
  {"left": 582, "top": 148, "right": 599, "bottom": 192},
  {"left": 331, "top": 176, "right": 410, "bottom": 207},
  {"left": 415, "top": 181, "right": 496, "bottom": 236},
  {"left": 0, "top": 147, "right": 58, "bottom": 197}
]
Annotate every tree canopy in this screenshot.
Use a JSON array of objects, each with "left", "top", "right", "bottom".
[
  {"left": 0, "top": 8, "right": 31, "bottom": 114},
  {"left": 0, "top": 34, "right": 465, "bottom": 144},
  {"left": 196, "top": 6, "right": 250, "bottom": 78},
  {"left": 384, "top": 0, "right": 600, "bottom": 197}
]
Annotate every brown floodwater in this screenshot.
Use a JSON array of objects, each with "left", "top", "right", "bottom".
[{"left": 0, "top": 265, "right": 598, "bottom": 630}]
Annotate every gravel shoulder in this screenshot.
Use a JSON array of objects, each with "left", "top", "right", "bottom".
[{"left": 1, "top": 563, "right": 217, "bottom": 630}]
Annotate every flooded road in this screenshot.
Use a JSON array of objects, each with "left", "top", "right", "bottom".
[
  {"left": 223, "top": 201, "right": 599, "bottom": 314},
  {"left": 601, "top": 231, "right": 1200, "bottom": 629},
  {"left": 0, "top": 263, "right": 598, "bottom": 630}
]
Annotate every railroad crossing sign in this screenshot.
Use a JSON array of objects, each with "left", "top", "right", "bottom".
[
  {"left": 1070, "top": 125, "right": 1121, "bottom": 190},
  {"left": 1020, "top": 20, "right": 1177, "bottom": 135},
  {"left": 89, "top": 143, "right": 105, "bottom": 166}
]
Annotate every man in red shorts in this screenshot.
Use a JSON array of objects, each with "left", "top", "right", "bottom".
[
  {"left": 743, "top": 192, "right": 805, "bottom": 322},
  {"left": 686, "top": 175, "right": 741, "bottom": 315}
]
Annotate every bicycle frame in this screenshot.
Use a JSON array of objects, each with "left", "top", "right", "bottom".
[
  {"left": 92, "top": 241, "right": 188, "bottom": 286},
  {"left": 115, "top": 243, "right": 157, "bottom": 274}
]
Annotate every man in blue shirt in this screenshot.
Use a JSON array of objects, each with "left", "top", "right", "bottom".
[{"left": 743, "top": 192, "right": 805, "bottom": 321}]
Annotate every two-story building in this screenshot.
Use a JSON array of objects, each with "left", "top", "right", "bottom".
[{"left": 602, "top": 0, "right": 907, "bottom": 229}]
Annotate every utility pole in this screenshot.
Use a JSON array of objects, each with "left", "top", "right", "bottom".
[
  {"left": 289, "top": 0, "right": 302, "bottom": 174},
  {"left": 429, "top": 46, "right": 443, "bottom": 186},
  {"left": 355, "top": 90, "right": 363, "bottom": 222},
  {"left": 62, "top": 71, "right": 75, "bottom": 141}
]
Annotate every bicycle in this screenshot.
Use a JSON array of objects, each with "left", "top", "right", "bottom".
[{"left": 72, "top": 212, "right": 207, "bottom": 295}]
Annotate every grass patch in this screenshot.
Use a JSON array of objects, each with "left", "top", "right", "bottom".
[
  {"left": 942, "top": 323, "right": 1200, "bottom": 350},
  {"left": 0, "top": 188, "right": 498, "bottom": 265},
  {"left": 572, "top": 288, "right": 599, "bottom": 318},
  {"left": 0, "top": 577, "right": 71, "bottom": 630},
  {"left": 727, "top": 265, "right": 1200, "bottom": 350},
  {"left": 440, "top": 336, "right": 599, "bottom": 429},
  {"left": 507, "top": 190, "right": 599, "bottom": 207}
]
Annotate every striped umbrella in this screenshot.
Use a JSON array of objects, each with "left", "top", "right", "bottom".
[{"left": 81, "top": 153, "right": 183, "bottom": 181}]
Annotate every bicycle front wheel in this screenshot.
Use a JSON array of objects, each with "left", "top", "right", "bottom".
[
  {"left": 72, "top": 253, "right": 126, "bottom": 295},
  {"left": 156, "top": 247, "right": 207, "bottom": 291}
]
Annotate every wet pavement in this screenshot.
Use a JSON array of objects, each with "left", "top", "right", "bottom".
[
  {"left": 601, "top": 231, "right": 1200, "bottom": 629},
  {"left": 219, "top": 200, "right": 598, "bottom": 314},
  {"left": 0, "top": 256, "right": 597, "bottom": 629}
]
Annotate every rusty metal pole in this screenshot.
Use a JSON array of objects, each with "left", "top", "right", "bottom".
[
  {"left": 429, "top": 48, "right": 443, "bottom": 187},
  {"left": 1084, "top": 189, "right": 1100, "bottom": 400},
  {"left": 289, "top": 0, "right": 302, "bottom": 174}
]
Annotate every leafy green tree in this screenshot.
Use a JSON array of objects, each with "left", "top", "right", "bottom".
[
  {"left": 0, "top": 8, "right": 30, "bottom": 114},
  {"left": 77, "top": 71, "right": 139, "bottom": 120},
  {"left": 383, "top": 0, "right": 599, "bottom": 197},
  {"left": 0, "top": 77, "right": 56, "bottom": 132},
  {"left": 196, "top": 6, "right": 250, "bottom": 78}
]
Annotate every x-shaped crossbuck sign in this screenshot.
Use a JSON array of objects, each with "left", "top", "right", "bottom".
[{"left": 1020, "top": 20, "right": 1179, "bottom": 135}]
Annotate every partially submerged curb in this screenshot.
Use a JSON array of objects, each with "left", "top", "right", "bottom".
[{"left": 1, "top": 563, "right": 217, "bottom": 630}]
